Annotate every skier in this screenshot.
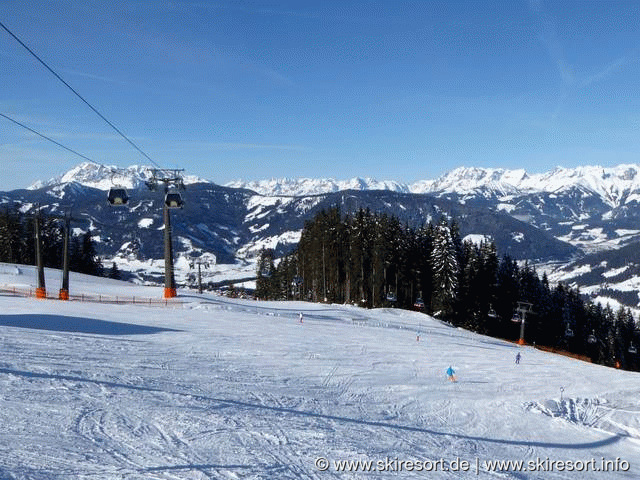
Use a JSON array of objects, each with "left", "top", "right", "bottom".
[
  {"left": 515, "top": 352, "right": 521, "bottom": 364},
  {"left": 446, "top": 366, "right": 457, "bottom": 382},
  {"left": 299, "top": 312, "right": 304, "bottom": 324}
]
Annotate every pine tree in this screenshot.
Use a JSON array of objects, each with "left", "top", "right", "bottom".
[
  {"left": 431, "top": 220, "right": 458, "bottom": 319},
  {"left": 76, "top": 232, "right": 102, "bottom": 276},
  {"left": 0, "top": 209, "right": 22, "bottom": 264},
  {"left": 108, "top": 262, "right": 121, "bottom": 280},
  {"left": 255, "top": 248, "right": 276, "bottom": 299},
  {"left": 40, "top": 217, "right": 63, "bottom": 268}
]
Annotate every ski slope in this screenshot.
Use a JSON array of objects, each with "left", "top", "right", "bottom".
[{"left": 0, "top": 263, "right": 638, "bottom": 479}]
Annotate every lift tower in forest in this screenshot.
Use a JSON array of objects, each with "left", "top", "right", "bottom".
[{"left": 514, "top": 301, "right": 534, "bottom": 345}]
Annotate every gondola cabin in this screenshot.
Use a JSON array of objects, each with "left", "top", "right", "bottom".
[
  {"left": 107, "top": 187, "right": 128, "bottom": 206},
  {"left": 165, "top": 192, "right": 184, "bottom": 208}
]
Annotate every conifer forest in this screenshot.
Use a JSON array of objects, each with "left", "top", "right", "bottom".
[
  {"left": 257, "top": 207, "right": 640, "bottom": 372},
  {"left": 0, "top": 209, "right": 103, "bottom": 277}
]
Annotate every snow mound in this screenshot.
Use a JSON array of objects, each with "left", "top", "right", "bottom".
[{"left": 526, "top": 397, "right": 640, "bottom": 439}]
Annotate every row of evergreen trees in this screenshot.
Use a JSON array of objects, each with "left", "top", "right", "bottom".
[
  {"left": 256, "top": 207, "right": 640, "bottom": 371},
  {"left": 0, "top": 209, "right": 104, "bottom": 276}
]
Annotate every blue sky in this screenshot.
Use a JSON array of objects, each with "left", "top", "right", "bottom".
[{"left": 1, "top": 0, "right": 639, "bottom": 190}]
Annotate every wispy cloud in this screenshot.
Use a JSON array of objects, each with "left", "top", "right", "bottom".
[
  {"left": 174, "top": 141, "right": 305, "bottom": 152},
  {"left": 63, "top": 68, "right": 130, "bottom": 87},
  {"left": 530, "top": 3, "right": 635, "bottom": 90},
  {"left": 535, "top": 16, "right": 574, "bottom": 86},
  {"left": 580, "top": 55, "right": 636, "bottom": 88},
  {"left": 117, "top": 28, "right": 295, "bottom": 89},
  {"left": 0, "top": 111, "right": 126, "bottom": 142}
]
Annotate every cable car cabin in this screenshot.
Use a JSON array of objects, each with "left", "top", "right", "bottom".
[
  {"left": 587, "top": 334, "right": 598, "bottom": 344},
  {"left": 107, "top": 187, "right": 129, "bottom": 206},
  {"left": 165, "top": 192, "right": 184, "bottom": 208},
  {"left": 488, "top": 308, "right": 497, "bottom": 318},
  {"left": 413, "top": 298, "right": 425, "bottom": 309},
  {"left": 386, "top": 292, "right": 397, "bottom": 302},
  {"left": 565, "top": 327, "right": 574, "bottom": 338},
  {"left": 511, "top": 314, "right": 521, "bottom": 323}
]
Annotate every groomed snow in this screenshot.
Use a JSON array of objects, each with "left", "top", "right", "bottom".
[{"left": 0, "top": 263, "right": 638, "bottom": 479}]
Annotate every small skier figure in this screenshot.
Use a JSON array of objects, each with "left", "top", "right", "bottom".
[
  {"left": 446, "top": 366, "right": 457, "bottom": 382},
  {"left": 416, "top": 331, "right": 421, "bottom": 342},
  {"left": 515, "top": 352, "right": 521, "bottom": 364},
  {"left": 299, "top": 312, "right": 304, "bottom": 324}
]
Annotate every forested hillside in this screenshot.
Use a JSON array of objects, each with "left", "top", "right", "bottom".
[{"left": 257, "top": 207, "right": 640, "bottom": 371}]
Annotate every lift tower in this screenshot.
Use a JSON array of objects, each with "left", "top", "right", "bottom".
[{"left": 146, "top": 169, "right": 185, "bottom": 298}]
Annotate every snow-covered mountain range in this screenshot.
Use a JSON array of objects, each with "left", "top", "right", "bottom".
[
  {"left": 28, "top": 161, "right": 640, "bottom": 208},
  {"left": 227, "top": 164, "right": 640, "bottom": 206},
  {"left": 7, "top": 161, "right": 640, "bottom": 311}
]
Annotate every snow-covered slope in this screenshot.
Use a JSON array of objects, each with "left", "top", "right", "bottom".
[{"left": 0, "top": 263, "right": 638, "bottom": 479}]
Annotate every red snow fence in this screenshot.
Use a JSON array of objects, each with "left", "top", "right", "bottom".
[{"left": 0, "top": 285, "right": 183, "bottom": 307}]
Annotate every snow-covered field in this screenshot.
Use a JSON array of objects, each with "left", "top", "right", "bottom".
[{"left": 0, "top": 263, "right": 638, "bottom": 479}]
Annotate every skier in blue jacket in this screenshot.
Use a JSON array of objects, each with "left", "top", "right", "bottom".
[{"left": 446, "top": 366, "right": 457, "bottom": 382}]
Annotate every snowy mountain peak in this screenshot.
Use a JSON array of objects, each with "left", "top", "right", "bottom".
[
  {"left": 407, "top": 164, "right": 640, "bottom": 205},
  {"left": 28, "top": 162, "right": 208, "bottom": 191},
  {"left": 225, "top": 177, "right": 409, "bottom": 196},
  {"left": 418, "top": 167, "right": 526, "bottom": 193}
]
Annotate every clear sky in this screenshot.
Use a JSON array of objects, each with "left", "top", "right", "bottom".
[{"left": 1, "top": 0, "right": 639, "bottom": 190}]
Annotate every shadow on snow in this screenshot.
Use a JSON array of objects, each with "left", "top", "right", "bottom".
[
  {"left": 0, "top": 366, "right": 623, "bottom": 452},
  {"left": 0, "top": 314, "right": 180, "bottom": 336}
]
